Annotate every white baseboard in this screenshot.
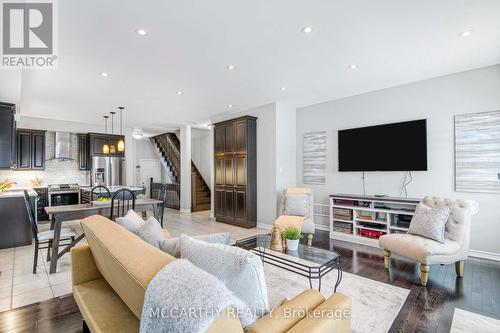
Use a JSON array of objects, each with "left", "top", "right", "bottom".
[
  {"left": 257, "top": 222, "right": 273, "bottom": 231},
  {"left": 179, "top": 208, "right": 191, "bottom": 214},
  {"left": 469, "top": 250, "right": 500, "bottom": 262}
]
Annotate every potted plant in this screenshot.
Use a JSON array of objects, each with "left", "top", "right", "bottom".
[{"left": 283, "top": 227, "right": 301, "bottom": 251}]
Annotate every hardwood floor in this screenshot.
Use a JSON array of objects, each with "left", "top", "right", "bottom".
[{"left": 1, "top": 226, "right": 499, "bottom": 333}]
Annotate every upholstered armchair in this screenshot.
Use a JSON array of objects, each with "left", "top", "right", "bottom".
[
  {"left": 379, "top": 196, "right": 479, "bottom": 286},
  {"left": 274, "top": 188, "right": 316, "bottom": 246}
]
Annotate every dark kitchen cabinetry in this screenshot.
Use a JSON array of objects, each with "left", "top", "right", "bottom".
[
  {"left": 88, "top": 133, "right": 125, "bottom": 157},
  {"left": 31, "top": 131, "right": 45, "bottom": 169},
  {"left": 34, "top": 187, "right": 49, "bottom": 221},
  {"left": 16, "top": 129, "right": 45, "bottom": 170},
  {"left": 213, "top": 116, "right": 257, "bottom": 228},
  {"left": 77, "top": 134, "right": 89, "bottom": 170},
  {"left": 0, "top": 103, "right": 15, "bottom": 169}
]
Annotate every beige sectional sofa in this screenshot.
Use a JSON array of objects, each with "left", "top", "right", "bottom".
[{"left": 71, "top": 215, "right": 351, "bottom": 333}]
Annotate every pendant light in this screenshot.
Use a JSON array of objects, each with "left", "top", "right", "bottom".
[
  {"left": 109, "top": 111, "right": 116, "bottom": 154},
  {"left": 102, "top": 116, "right": 110, "bottom": 154},
  {"left": 117, "top": 106, "right": 125, "bottom": 152}
]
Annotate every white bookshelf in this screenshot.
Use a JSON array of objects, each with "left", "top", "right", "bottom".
[{"left": 329, "top": 194, "right": 420, "bottom": 248}]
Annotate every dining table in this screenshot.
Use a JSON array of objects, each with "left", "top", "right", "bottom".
[{"left": 44, "top": 198, "right": 162, "bottom": 274}]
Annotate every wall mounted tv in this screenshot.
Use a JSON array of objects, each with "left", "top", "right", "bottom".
[{"left": 338, "top": 119, "right": 427, "bottom": 172}]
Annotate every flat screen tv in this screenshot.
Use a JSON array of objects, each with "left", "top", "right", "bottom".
[{"left": 338, "top": 119, "right": 427, "bottom": 171}]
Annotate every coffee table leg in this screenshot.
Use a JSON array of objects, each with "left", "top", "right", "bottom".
[{"left": 334, "top": 262, "right": 343, "bottom": 293}]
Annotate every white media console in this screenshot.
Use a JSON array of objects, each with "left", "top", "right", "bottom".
[{"left": 329, "top": 194, "right": 421, "bottom": 247}]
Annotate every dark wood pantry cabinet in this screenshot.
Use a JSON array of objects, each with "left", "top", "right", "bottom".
[
  {"left": 213, "top": 116, "right": 257, "bottom": 228},
  {"left": 0, "top": 103, "right": 16, "bottom": 169}
]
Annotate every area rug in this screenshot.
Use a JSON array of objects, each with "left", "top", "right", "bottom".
[
  {"left": 450, "top": 308, "right": 500, "bottom": 333},
  {"left": 263, "top": 264, "right": 409, "bottom": 333}
]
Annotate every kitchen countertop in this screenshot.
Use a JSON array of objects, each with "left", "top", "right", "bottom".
[
  {"left": 0, "top": 189, "right": 38, "bottom": 198},
  {"left": 80, "top": 185, "right": 144, "bottom": 192}
]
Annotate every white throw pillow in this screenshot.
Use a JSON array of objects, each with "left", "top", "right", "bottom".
[
  {"left": 285, "top": 193, "right": 310, "bottom": 217},
  {"left": 408, "top": 203, "right": 451, "bottom": 243},
  {"left": 160, "top": 233, "right": 230, "bottom": 258},
  {"left": 136, "top": 217, "right": 165, "bottom": 248},
  {"left": 179, "top": 235, "right": 269, "bottom": 316},
  {"left": 115, "top": 209, "right": 145, "bottom": 233}
]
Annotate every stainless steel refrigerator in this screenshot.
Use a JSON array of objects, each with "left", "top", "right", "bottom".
[{"left": 91, "top": 156, "right": 124, "bottom": 186}]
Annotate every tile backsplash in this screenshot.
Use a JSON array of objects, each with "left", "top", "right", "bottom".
[{"left": 0, "top": 132, "right": 90, "bottom": 188}]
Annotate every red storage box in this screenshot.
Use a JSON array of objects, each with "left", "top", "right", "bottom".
[{"left": 359, "top": 228, "right": 385, "bottom": 239}]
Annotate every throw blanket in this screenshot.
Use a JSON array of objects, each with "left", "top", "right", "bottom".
[
  {"left": 140, "top": 260, "right": 256, "bottom": 333},
  {"left": 274, "top": 215, "right": 305, "bottom": 231}
]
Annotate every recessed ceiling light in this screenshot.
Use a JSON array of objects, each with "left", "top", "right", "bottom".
[
  {"left": 227, "top": 104, "right": 233, "bottom": 108},
  {"left": 176, "top": 91, "right": 183, "bottom": 95},
  {"left": 348, "top": 64, "right": 358, "bottom": 69},
  {"left": 302, "top": 26, "right": 313, "bottom": 34},
  {"left": 459, "top": 30, "right": 472, "bottom": 37},
  {"left": 280, "top": 86, "right": 287, "bottom": 91},
  {"left": 136, "top": 29, "right": 147, "bottom": 36},
  {"left": 227, "top": 65, "right": 236, "bottom": 70},
  {"left": 101, "top": 72, "right": 108, "bottom": 77}
]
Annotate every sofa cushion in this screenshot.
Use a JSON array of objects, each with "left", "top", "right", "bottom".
[
  {"left": 115, "top": 209, "right": 145, "bottom": 233},
  {"left": 159, "top": 232, "right": 230, "bottom": 258},
  {"left": 246, "top": 289, "right": 324, "bottom": 333},
  {"left": 80, "top": 215, "right": 175, "bottom": 319},
  {"left": 179, "top": 235, "right": 269, "bottom": 316},
  {"left": 379, "top": 233, "right": 460, "bottom": 264},
  {"left": 408, "top": 203, "right": 451, "bottom": 243},
  {"left": 73, "top": 278, "right": 140, "bottom": 333},
  {"left": 136, "top": 216, "right": 165, "bottom": 248}
]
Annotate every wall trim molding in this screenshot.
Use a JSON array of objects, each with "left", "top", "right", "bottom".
[
  {"left": 469, "top": 249, "right": 500, "bottom": 262},
  {"left": 179, "top": 208, "right": 191, "bottom": 214}
]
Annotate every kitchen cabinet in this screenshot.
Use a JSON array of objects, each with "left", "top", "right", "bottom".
[
  {"left": 31, "top": 131, "right": 45, "bottom": 169},
  {"left": 88, "top": 133, "right": 125, "bottom": 157},
  {"left": 213, "top": 116, "right": 257, "bottom": 228},
  {"left": 0, "top": 103, "right": 15, "bottom": 169},
  {"left": 17, "top": 130, "right": 32, "bottom": 169},
  {"left": 77, "top": 134, "right": 89, "bottom": 170},
  {"left": 16, "top": 129, "right": 46, "bottom": 170}
]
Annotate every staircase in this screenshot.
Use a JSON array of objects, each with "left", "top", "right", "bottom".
[{"left": 151, "top": 133, "right": 211, "bottom": 212}]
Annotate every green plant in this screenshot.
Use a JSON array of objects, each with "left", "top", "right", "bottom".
[{"left": 282, "top": 227, "right": 301, "bottom": 240}]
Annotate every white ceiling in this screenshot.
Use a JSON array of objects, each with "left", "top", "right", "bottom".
[{"left": 1, "top": 0, "right": 500, "bottom": 130}]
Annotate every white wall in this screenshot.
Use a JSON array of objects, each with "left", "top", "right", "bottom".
[
  {"left": 133, "top": 138, "right": 167, "bottom": 186},
  {"left": 191, "top": 128, "right": 211, "bottom": 187},
  {"left": 212, "top": 103, "right": 278, "bottom": 224},
  {"left": 275, "top": 102, "right": 297, "bottom": 213},
  {"left": 296, "top": 65, "right": 500, "bottom": 254}
]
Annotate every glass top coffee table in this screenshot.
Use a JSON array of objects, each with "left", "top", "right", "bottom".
[{"left": 235, "top": 234, "right": 342, "bottom": 292}]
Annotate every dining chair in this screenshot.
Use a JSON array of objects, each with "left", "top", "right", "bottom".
[
  {"left": 90, "top": 185, "right": 111, "bottom": 201},
  {"left": 110, "top": 188, "right": 136, "bottom": 220},
  {"left": 23, "top": 191, "right": 78, "bottom": 274},
  {"left": 154, "top": 184, "right": 168, "bottom": 227}
]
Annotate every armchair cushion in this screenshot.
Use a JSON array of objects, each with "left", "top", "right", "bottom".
[
  {"left": 408, "top": 203, "right": 451, "bottom": 243},
  {"left": 379, "top": 233, "right": 461, "bottom": 265},
  {"left": 285, "top": 194, "right": 310, "bottom": 217},
  {"left": 274, "top": 215, "right": 305, "bottom": 232}
]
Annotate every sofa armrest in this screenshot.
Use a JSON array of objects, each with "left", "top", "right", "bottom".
[
  {"left": 286, "top": 292, "right": 351, "bottom": 333},
  {"left": 71, "top": 244, "right": 102, "bottom": 286},
  {"left": 246, "top": 289, "right": 325, "bottom": 333}
]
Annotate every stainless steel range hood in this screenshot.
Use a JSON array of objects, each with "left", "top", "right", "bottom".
[{"left": 55, "top": 132, "right": 71, "bottom": 160}]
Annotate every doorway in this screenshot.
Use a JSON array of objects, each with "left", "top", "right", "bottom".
[{"left": 139, "top": 159, "right": 161, "bottom": 198}]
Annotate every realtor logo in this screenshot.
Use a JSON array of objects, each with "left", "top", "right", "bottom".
[{"left": 1, "top": 0, "right": 57, "bottom": 68}]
